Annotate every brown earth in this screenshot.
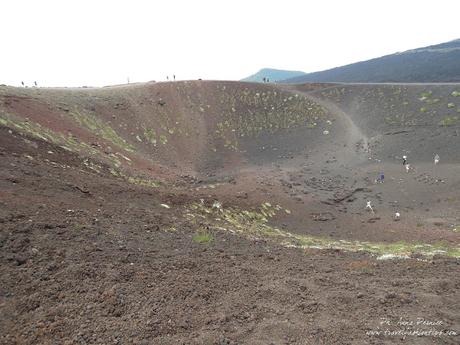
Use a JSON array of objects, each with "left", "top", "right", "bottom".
[{"left": 1, "top": 81, "right": 459, "bottom": 344}]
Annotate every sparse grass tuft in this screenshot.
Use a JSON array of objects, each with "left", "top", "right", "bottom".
[
  {"left": 193, "top": 231, "right": 214, "bottom": 244},
  {"left": 438, "top": 116, "right": 459, "bottom": 126},
  {"left": 109, "top": 169, "right": 160, "bottom": 188},
  {"left": 71, "top": 111, "right": 135, "bottom": 152},
  {"left": 74, "top": 223, "right": 86, "bottom": 231},
  {"left": 419, "top": 91, "right": 432, "bottom": 99}
]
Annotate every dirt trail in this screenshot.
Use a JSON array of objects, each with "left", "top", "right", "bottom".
[
  {"left": 280, "top": 84, "right": 369, "bottom": 166},
  {"left": 310, "top": 94, "right": 369, "bottom": 154}
]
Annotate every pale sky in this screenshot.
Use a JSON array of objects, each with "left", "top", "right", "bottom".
[{"left": 1, "top": 0, "right": 459, "bottom": 87}]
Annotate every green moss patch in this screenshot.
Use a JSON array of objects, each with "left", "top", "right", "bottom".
[
  {"left": 186, "top": 202, "right": 460, "bottom": 259},
  {"left": 71, "top": 111, "right": 135, "bottom": 152}
]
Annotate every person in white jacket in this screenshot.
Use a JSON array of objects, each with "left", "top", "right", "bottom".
[{"left": 366, "top": 201, "right": 374, "bottom": 213}]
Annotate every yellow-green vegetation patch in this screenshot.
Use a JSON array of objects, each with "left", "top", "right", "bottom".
[
  {"left": 127, "top": 176, "right": 159, "bottom": 188},
  {"left": 419, "top": 91, "right": 432, "bottom": 100},
  {"left": 321, "top": 87, "right": 348, "bottom": 103},
  {"left": 0, "top": 113, "right": 137, "bottom": 173},
  {"left": 159, "top": 134, "right": 168, "bottom": 145},
  {"left": 425, "top": 98, "right": 440, "bottom": 105},
  {"left": 0, "top": 114, "right": 92, "bottom": 153},
  {"left": 192, "top": 230, "right": 214, "bottom": 244},
  {"left": 438, "top": 116, "right": 459, "bottom": 126},
  {"left": 109, "top": 168, "right": 159, "bottom": 188},
  {"left": 143, "top": 127, "right": 158, "bottom": 145},
  {"left": 83, "top": 159, "right": 102, "bottom": 173},
  {"left": 185, "top": 202, "right": 460, "bottom": 259},
  {"left": 452, "top": 91, "right": 460, "bottom": 97},
  {"left": 163, "top": 226, "right": 177, "bottom": 232},
  {"left": 71, "top": 111, "right": 135, "bottom": 152},
  {"left": 214, "top": 88, "right": 327, "bottom": 151}
]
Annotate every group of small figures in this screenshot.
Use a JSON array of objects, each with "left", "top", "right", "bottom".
[
  {"left": 365, "top": 201, "right": 400, "bottom": 220},
  {"left": 368, "top": 153, "right": 441, "bottom": 220}
]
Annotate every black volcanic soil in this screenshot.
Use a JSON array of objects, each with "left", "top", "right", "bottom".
[{"left": 1, "top": 81, "right": 460, "bottom": 344}]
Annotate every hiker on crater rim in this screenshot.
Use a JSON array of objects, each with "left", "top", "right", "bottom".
[
  {"left": 434, "top": 154, "right": 440, "bottom": 165},
  {"left": 377, "top": 172, "right": 384, "bottom": 183}
]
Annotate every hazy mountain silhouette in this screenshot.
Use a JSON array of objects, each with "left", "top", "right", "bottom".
[{"left": 281, "top": 39, "right": 460, "bottom": 83}]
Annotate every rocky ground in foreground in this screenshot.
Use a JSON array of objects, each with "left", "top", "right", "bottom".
[{"left": 1, "top": 126, "right": 459, "bottom": 345}]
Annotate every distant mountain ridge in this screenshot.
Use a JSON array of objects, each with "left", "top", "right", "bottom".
[
  {"left": 242, "top": 68, "right": 306, "bottom": 82},
  {"left": 281, "top": 39, "right": 460, "bottom": 83}
]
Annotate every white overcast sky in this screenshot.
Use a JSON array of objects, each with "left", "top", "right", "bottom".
[{"left": 1, "top": 0, "right": 459, "bottom": 87}]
